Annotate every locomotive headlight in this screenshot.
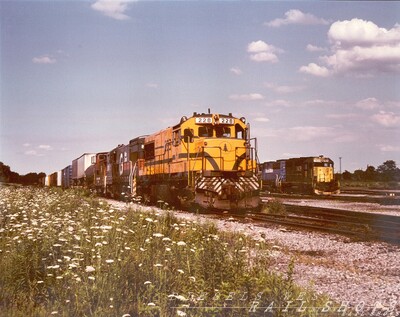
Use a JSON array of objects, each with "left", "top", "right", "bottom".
[{"left": 240, "top": 117, "right": 246, "bottom": 123}]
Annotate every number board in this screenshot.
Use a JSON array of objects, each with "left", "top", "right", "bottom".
[
  {"left": 195, "top": 117, "right": 234, "bottom": 124},
  {"left": 219, "top": 118, "right": 234, "bottom": 124},
  {"left": 195, "top": 117, "right": 212, "bottom": 124}
]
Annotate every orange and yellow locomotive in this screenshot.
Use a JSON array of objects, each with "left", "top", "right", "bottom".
[{"left": 133, "top": 111, "right": 261, "bottom": 209}]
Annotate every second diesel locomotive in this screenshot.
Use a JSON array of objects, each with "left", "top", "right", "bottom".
[
  {"left": 59, "top": 112, "right": 261, "bottom": 210},
  {"left": 262, "top": 156, "right": 340, "bottom": 195}
]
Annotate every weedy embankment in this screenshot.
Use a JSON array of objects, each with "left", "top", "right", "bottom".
[{"left": 0, "top": 186, "right": 336, "bottom": 317}]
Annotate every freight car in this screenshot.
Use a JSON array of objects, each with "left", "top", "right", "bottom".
[
  {"left": 262, "top": 156, "right": 340, "bottom": 195},
  {"left": 71, "top": 153, "right": 96, "bottom": 186}
]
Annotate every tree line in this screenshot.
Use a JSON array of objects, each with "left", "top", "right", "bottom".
[
  {"left": 340, "top": 160, "right": 400, "bottom": 183},
  {"left": 0, "top": 162, "right": 45, "bottom": 185},
  {"left": 1, "top": 160, "right": 399, "bottom": 186}
]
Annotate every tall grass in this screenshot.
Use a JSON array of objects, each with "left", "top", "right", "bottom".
[{"left": 0, "top": 186, "right": 336, "bottom": 316}]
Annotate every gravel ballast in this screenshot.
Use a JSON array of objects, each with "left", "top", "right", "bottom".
[{"left": 108, "top": 199, "right": 400, "bottom": 316}]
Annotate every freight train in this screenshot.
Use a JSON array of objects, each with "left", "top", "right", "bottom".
[
  {"left": 261, "top": 156, "right": 340, "bottom": 195},
  {"left": 45, "top": 112, "right": 261, "bottom": 210}
]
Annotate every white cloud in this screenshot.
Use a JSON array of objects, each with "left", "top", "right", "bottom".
[
  {"left": 24, "top": 150, "right": 44, "bottom": 157},
  {"left": 32, "top": 55, "right": 56, "bottom": 64},
  {"left": 355, "top": 97, "right": 381, "bottom": 110},
  {"left": 328, "top": 19, "right": 400, "bottom": 47},
  {"left": 264, "top": 82, "right": 304, "bottom": 94},
  {"left": 91, "top": 0, "right": 133, "bottom": 20},
  {"left": 230, "top": 67, "right": 242, "bottom": 75},
  {"left": 303, "top": 99, "right": 336, "bottom": 107},
  {"left": 247, "top": 40, "right": 282, "bottom": 63},
  {"left": 23, "top": 143, "right": 31, "bottom": 147},
  {"left": 265, "top": 9, "right": 329, "bottom": 28},
  {"left": 306, "top": 44, "right": 327, "bottom": 52},
  {"left": 299, "top": 63, "right": 330, "bottom": 77},
  {"left": 379, "top": 144, "right": 400, "bottom": 152},
  {"left": 229, "top": 93, "right": 264, "bottom": 101},
  {"left": 371, "top": 111, "right": 400, "bottom": 127},
  {"left": 326, "top": 113, "right": 359, "bottom": 120},
  {"left": 254, "top": 117, "right": 270, "bottom": 122},
  {"left": 300, "top": 19, "right": 400, "bottom": 77},
  {"left": 38, "top": 145, "right": 52, "bottom": 151}
]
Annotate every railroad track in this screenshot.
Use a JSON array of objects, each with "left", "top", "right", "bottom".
[
  {"left": 262, "top": 192, "right": 400, "bottom": 205},
  {"left": 211, "top": 204, "right": 400, "bottom": 244}
]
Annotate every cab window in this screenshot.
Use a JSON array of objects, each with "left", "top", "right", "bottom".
[
  {"left": 235, "top": 124, "right": 245, "bottom": 139},
  {"left": 183, "top": 128, "right": 194, "bottom": 143},
  {"left": 216, "top": 126, "right": 231, "bottom": 138},
  {"left": 173, "top": 129, "right": 181, "bottom": 146},
  {"left": 144, "top": 142, "right": 155, "bottom": 160},
  {"left": 198, "top": 126, "right": 213, "bottom": 137}
]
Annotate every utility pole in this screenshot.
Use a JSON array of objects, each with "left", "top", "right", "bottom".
[{"left": 339, "top": 157, "right": 342, "bottom": 180}]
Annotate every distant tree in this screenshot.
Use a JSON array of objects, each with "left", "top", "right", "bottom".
[
  {"left": 0, "top": 162, "right": 12, "bottom": 182},
  {"left": 342, "top": 170, "right": 352, "bottom": 181},
  {"left": 353, "top": 169, "right": 365, "bottom": 181},
  {"left": 377, "top": 160, "right": 399, "bottom": 181},
  {"left": 364, "top": 165, "right": 377, "bottom": 181},
  {"left": 0, "top": 162, "right": 45, "bottom": 185}
]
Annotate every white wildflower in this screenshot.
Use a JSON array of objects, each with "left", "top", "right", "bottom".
[
  {"left": 177, "top": 269, "right": 184, "bottom": 274},
  {"left": 175, "top": 295, "right": 188, "bottom": 301},
  {"left": 105, "top": 259, "right": 114, "bottom": 264},
  {"left": 85, "top": 265, "right": 95, "bottom": 273},
  {"left": 177, "top": 310, "right": 187, "bottom": 317},
  {"left": 147, "top": 302, "right": 155, "bottom": 306},
  {"left": 177, "top": 241, "right": 186, "bottom": 246},
  {"left": 144, "top": 281, "right": 152, "bottom": 285}
]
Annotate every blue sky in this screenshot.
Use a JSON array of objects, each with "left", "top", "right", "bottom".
[{"left": 1, "top": 1, "right": 399, "bottom": 175}]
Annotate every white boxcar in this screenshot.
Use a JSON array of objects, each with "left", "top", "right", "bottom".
[{"left": 72, "top": 153, "right": 96, "bottom": 185}]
